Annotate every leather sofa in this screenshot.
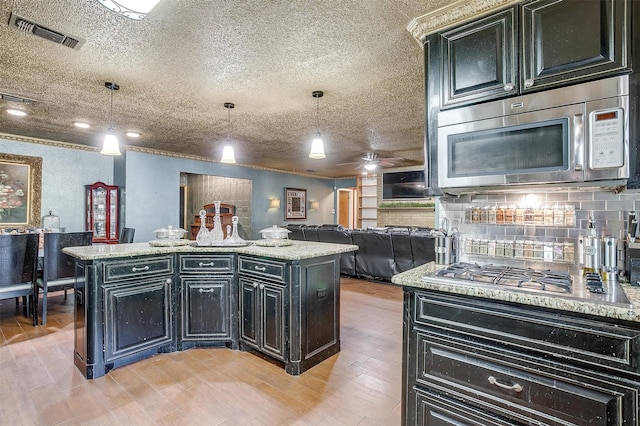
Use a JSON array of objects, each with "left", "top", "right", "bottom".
[{"left": 286, "top": 224, "right": 435, "bottom": 281}]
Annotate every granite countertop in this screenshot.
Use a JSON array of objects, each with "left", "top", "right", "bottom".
[
  {"left": 391, "top": 262, "right": 640, "bottom": 323},
  {"left": 63, "top": 240, "right": 358, "bottom": 261}
]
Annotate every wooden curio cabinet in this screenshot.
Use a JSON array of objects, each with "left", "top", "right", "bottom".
[{"left": 85, "top": 182, "right": 119, "bottom": 244}]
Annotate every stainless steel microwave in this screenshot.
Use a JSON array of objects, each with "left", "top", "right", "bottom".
[{"left": 437, "top": 75, "right": 629, "bottom": 193}]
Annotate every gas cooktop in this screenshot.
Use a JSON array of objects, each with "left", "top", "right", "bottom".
[{"left": 425, "top": 262, "right": 631, "bottom": 306}]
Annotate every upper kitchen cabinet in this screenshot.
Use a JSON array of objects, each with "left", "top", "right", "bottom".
[
  {"left": 439, "top": 0, "right": 630, "bottom": 109},
  {"left": 521, "top": 0, "right": 629, "bottom": 92},
  {"left": 441, "top": 9, "right": 517, "bottom": 108}
]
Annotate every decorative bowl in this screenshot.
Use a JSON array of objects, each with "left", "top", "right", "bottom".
[
  {"left": 153, "top": 225, "right": 186, "bottom": 240},
  {"left": 258, "top": 225, "right": 290, "bottom": 240}
]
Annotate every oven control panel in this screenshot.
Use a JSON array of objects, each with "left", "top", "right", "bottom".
[{"left": 589, "top": 107, "right": 625, "bottom": 169}]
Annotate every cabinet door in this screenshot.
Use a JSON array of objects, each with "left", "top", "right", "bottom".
[
  {"left": 441, "top": 8, "right": 516, "bottom": 108},
  {"left": 260, "top": 282, "right": 285, "bottom": 360},
  {"left": 521, "top": 0, "right": 629, "bottom": 92},
  {"left": 239, "top": 278, "right": 259, "bottom": 346},
  {"left": 181, "top": 277, "right": 231, "bottom": 341},
  {"left": 103, "top": 277, "right": 172, "bottom": 362}
]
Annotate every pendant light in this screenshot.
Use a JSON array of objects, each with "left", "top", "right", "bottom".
[
  {"left": 309, "top": 90, "right": 326, "bottom": 159},
  {"left": 96, "top": 0, "right": 161, "bottom": 20},
  {"left": 220, "top": 102, "right": 236, "bottom": 164},
  {"left": 101, "top": 82, "right": 121, "bottom": 156}
]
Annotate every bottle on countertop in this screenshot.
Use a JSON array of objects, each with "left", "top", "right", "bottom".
[{"left": 583, "top": 214, "right": 601, "bottom": 276}]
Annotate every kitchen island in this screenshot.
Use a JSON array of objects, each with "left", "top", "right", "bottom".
[
  {"left": 64, "top": 240, "right": 357, "bottom": 379},
  {"left": 392, "top": 263, "right": 640, "bottom": 425}
]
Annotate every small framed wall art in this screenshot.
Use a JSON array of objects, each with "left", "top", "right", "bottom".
[
  {"left": 285, "top": 187, "right": 306, "bottom": 220},
  {"left": 0, "top": 153, "right": 42, "bottom": 228}
]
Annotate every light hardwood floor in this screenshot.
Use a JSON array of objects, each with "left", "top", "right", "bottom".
[{"left": 0, "top": 278, "right": 404, "bottom": 425}]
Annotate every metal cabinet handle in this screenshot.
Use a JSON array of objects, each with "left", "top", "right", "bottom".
[
  {"left": 165, "top": 278, "right": 171, "bottom": 284},
  {"left": 503, "top": 83, "right": 514, "bottom": 91},
  {"left": 198, "top": 288, "right": 216, "bottom": 293},
  {"left": 573, "top": 113, "right": 584, "bottom": 171},
  {"left": 252, "top": 282, "right": 259, "bottom": 288},
  {"left": 132, "top": 265, "right": 150, "bottom": 272},
  {"left": 254, "top": 265, "right": 267, "bottom": 271},
  {"left": 488, "top": 375, "right": 523, "bottom": 393},
  {"left": 524, "top": 79, "right": 534, "bottom": 88},
  {"left": 259, "top": 284, "right": 265, "bottom": 290},
  {"left": 199, "top": 262, "right": 215, "bottom": 267}
]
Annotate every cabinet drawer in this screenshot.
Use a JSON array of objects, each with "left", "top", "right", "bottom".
[
  {"left": 238, "top": 256, "right": 286, "bottom": 283},
  {"left": 103, "top": 256, "right": 173, "bottom": 282},
  {"left": 413, "top": 291, "right": 640, "bottom": 375},
  {"left": 180, "top": 254, "right": 234, "bottom": 274},
  {"left": 415, "top": 331, "right": 637, "bottom": 425}
]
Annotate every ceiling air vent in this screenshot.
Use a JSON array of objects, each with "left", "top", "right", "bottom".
[
  {"left": 0, "top": 93, "right": 35, "bottom": 104},
  {"left": 7, "top": 13, "right": 85, "bottom": 50}
]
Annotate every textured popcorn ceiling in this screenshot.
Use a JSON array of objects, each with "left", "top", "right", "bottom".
[{"left": 0, "top": 0, "right": 465, "bottom": 178}]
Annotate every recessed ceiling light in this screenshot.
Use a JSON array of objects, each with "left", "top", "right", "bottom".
[
  {"left": 74, "top": 121, "right": 90, "bottom": 129},
  {"left": 6, "top": 109, "right": 27, "bottom": 116},
  {"left": 126, "top": 131, "right": 140, "bottom": 138}
]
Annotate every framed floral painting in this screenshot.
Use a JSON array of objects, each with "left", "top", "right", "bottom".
[
  {"left": 0, "top": 153, "right": 42, "bottom": 228},
  {"left": 285, "top": 187, "right": 306, "bottom": 220}
]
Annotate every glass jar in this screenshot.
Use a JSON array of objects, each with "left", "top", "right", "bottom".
[
  {"left": 564, "top": 205, "right": 576, "bottom": 227},
  {"left": 488, "top": 206, "right": 497, "bottom": 224},
  {"left": 544, "top": 206, "right": 554, "bottom": 225},
  {"left": 504, "top": 206, "right": 514, "bottom": 224},
  {"left": 464, "top": 207, "right": 472, "bottom": 224},
  {"left": 553, "top": 205, "right": 565, "bottom": 226},
  {"left": 524, "top": 207, "right": 535, "bottom": 224},
  {"left": 564, "top": 242, "right": 575, "bottom": 263},
  {"left": 495, "top": 240, "right": 505, "bottom": 257},
  {"left": 487, "top": 240, "right": 496, "bottom": 257},
  {"left": 543, "top": 242, "right": 553, "bottom": 262},
  {"left": 553, "top": 242, "right": 564, "bottom": 262},
  {"left": 480, "top": 207, "right": 489, "bottom": 224},
  {"left": 472, "top": 206, "right": 481, "bottom": 223},
  {"left": 523, "top": 240, "right": 534, "bottom": 258},
  {"left": 478, "top": 239, "right": 489, "bottom": 255},
  {"left": 514, "top": 206, "right": 525, "bottom": 224},
  {"left": 514, "top": 240, "right": 524, "bottom": 258},
  {"left": 503, "top": 240, "right": 514, "bottom": 257},
  {"left": 534, "top": 207, "right": 544, "bottom": 225},
  {"left": 533, "top": 241, "right": 544, "bottom": 259}
]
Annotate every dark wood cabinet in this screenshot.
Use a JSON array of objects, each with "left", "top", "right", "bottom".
[
  {"left": 239, "top": 277, "right": 286, "bottom": 360},
  {"left": 103, "top": 277, "right": 173, "bottom": 362},
  {"left": 441, "top": 8, "right": 517, "bottom": 108},
  {"left": 85, "top": 181, "right": 119, "bottom": 244},
  {"left": 402, "top": 289, "right": 640, "bottom": 425},
  {"left": 521, "top": 0, "right": 629, "bottom": 92},
  {"left": 238, "top": 254, "right": 341, "bottom": 375},
  {"left": 72, "top": 248, "right": 344, "bottom": 379},
  {"left": 439, "top": 0, "right": 630, "bottom": 109},
  {"left": 179, "top": 254, "right": 237, "bottom": 349}
]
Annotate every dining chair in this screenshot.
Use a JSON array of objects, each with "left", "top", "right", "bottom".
[
  {"left": 0, "top": 233, "right": 39, "bottom": 325},
  {"left": 37, "top": 231, "right": 93, "bottom": 325},
  {"left": 118, "top": 227, "right": 135, "bottom": 243}
]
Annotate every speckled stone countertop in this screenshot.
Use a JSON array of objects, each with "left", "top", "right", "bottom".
[
  {"left": 63, "top": 240, "right": 358, "bottom": 261},
  {"left": 392, "top": 262, "right": 640, "bottom": 323}
]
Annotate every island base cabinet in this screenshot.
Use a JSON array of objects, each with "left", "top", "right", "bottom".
[
  {"left": 180, "top": 278, "right": 235, "bottom": 348},
  {"left": 103, "top": 277, "right": 173, "bottom": 363},
  {"left": 239, "top": 277, "right": 286, "bottom": 361},
  {"left": 238, "top": 254, "right": 341, "bottom": 375}
]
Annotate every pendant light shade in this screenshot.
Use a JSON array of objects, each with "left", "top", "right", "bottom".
[
  {"left": 101, "top": 82, "right": 121, "bottom": 156},
  {"left": 309, "top": 132, "right": 325, "bottom": 159},
  {"left": 220, "top": 102, "right": 237, "bottom": 164},
  {"left": 101, "top": 129, "right": 121, "bottom": 155},
  {"left": 96, "top": 0, "right": 161, "bottom": 20},
  {"left": 309, "top": 91, "right": 326, "bottom": 159}
]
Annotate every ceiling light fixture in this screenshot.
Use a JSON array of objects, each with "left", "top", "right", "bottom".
[
  {"left": 364, "top": 163, "right": 377, "bottom": 171},
  {"left": 126, "top": 131, "right": 140, "bottom": 138},
  {"left": 309, "top": 90, "right": 326, "bottom": 159},
  {"left": 6, "top": 109, "right": 27, "bottom": 117},
  {"left": 220, "top": 102, "right": 236, "bottom": 164},
  {"left": 74, "top": 121, "right": 90, "bottom": 128},
  {"left": 101, "top": 82, "right": 121, "bottom": 156},
  {"left": 96, "top": 0, "right": 161, "bottom": 20}
]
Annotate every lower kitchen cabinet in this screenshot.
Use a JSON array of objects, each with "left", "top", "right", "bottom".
[
  {"left": 238, "top": 254, "right": 341, "bottom": 375},
  {"left": 239, "top": 277, "right": 286, "bottom": 360},
  {"left": 403, "top": 289, "right": 640, "bottom": 425},
  {"left": 178, "top": 254, "right": 237, "bottom": 349},
  {"left": 103, "top": 277, "right": 173, "bottom": 362}
]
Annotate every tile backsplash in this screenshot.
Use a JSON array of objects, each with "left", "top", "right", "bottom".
[{"left": 437, "top": 188, "right": 640, "bottom": 275}]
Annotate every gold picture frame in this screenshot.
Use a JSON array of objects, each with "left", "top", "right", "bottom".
[
  {"left": 0, "top": 153, "right": 42, "bottom": 228},
  {"left": 285, "top": 187, "right": 306, "bottom": 220}
]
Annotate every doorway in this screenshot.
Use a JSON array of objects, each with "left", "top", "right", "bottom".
[{"left": 337, "top": 188, "right": 356, "bottom": 228}]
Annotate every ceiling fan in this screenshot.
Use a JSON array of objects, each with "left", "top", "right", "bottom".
[{"left": 337, "top": 152, "right": 403, "bottom": 171}]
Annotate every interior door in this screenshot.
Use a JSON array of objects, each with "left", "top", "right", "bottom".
[{"left": 337, "top": 189, "right": 353, "bottom": 228}]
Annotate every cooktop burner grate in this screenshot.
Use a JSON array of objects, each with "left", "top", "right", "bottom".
[{"left": 436, "top": 262, "right": 572, "bottom": 293}]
